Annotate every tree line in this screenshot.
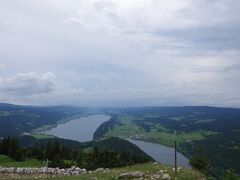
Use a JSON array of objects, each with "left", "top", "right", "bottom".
[{"left": 0, "top": 137, "right": 149, "bottom": 169}]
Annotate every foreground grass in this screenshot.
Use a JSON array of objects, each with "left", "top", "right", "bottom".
[
  {"left": 16, "top": 163, "right": 204, "bottom": 180},
  {"left": 0, "top": 155, "right": 204, "bottom": 179},
  {"left": 0, "top": 155, "right": 47, "bottom": 167}
]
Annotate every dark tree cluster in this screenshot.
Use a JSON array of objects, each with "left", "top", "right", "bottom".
[
  {"left": 75, "top": 146, "right": 147, "bottom": 169},
  {"left": 0, "top": 137, "right": 24, "bottom": 161},
  {"left": 0, "top": 137, "right": 150, "bottom": 169},
  {"left": 189, "top": 146, "right": 211, "bottom": 175}
]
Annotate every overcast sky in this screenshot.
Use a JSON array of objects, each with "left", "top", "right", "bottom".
[{"left": 0, "top": 0, "right": 240, "bottom": 107}]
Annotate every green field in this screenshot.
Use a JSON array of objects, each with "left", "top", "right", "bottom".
[
  {"left": 103, "top": 115, "right": 217, "bottom": 147},
  {"left": 31, "top": 133, "right": 54, "bottom": 139},
  {"left": 0, "top": 155, "right": 47, "bottom": 167}
]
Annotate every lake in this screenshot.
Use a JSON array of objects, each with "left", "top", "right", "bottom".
[
  {"left": 43, "top": 114, "right": 190, "bottom": 167},
  {"left": 128, "top": 139, "right": 191, "bottom": 168},
  {"left": 43, "top": 114, "right": 110, "bottom": 142}
]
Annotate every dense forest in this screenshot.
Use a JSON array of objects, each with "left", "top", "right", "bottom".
[{"left": 0, "top": 136, "right": 152, "bottom": 169}]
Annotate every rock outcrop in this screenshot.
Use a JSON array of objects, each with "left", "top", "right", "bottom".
[
  {"left": 0, "top": 166, "right": 87, "bottom": 177},
  {"left": 118, "top": 171, "right": 144, "bottom": 179}
]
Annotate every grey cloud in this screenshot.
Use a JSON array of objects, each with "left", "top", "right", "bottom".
[
  {"left": 154, "top": 25, "right": 240, "bottom": 51},
  {"left": 0, "top": 64, "right": 6, "bottom": 70},
  {"left": 192, "top": 63, "right": 240, "bottom": 74},
  {"left": 0, "top": 0, "right": 240, "bottom": 107},
  {"left": 0, "top": 72, "right": 55, "bottom": 96}
]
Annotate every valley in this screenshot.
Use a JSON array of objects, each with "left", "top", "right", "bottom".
[{"left": 0, "top": 104, "right": 240, "bottom": 179}]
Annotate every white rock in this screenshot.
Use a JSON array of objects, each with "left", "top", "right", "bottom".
[
  {"left": 42, "top": 167, "right": 48, "bottom": 173},
  {"left": 63, "top": 172, "right": 70, "bottom": 176},
  {"left": 118, "top": 171, "right": 143, "bottom": 179},
  {"left": 16, "top": 167, "right": 22, "bottom": 174},
  {"left": 95, "top": 168, "right": 104, "bottom": 172},
  {"left": 72, "top": 170, "right": 79, "bottom": 175},
  {"left": 162, "top": 173, "right": 171, "bottom": 180},
  {"left": 131, "top": 171, "right": 143, "bottom": 177},
  {"left": 119, "top": 172, "right": 132, "bottom": 178},
  {"left": 177, "top": 167, "right": 182, "bottom": 171},
  {"left": 81, "top": 168, "right": 87, "bottom": 174},
  {"left": 157, "top": 170, "right": 164, "bottom": 175},
  {"left": 152, "top": 174, "right": 161, "bottom": 179}
]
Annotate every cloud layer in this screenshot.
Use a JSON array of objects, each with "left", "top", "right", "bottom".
[
  {"left": 0, "top": 72, "right": 55, "bottom": 96},
  {"left": 0, "top": 0, "right": 240, "bottom": 106}
]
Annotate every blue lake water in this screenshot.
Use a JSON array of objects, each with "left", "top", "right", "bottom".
[
  {"left": 128, "top": 139, "right": 191, "bottom": 168},
  {"left": 43, "top": 114, "right": 190, "bottom": 167},
  {"left": 43, "top": 114, "right": 110, "bottom": 142}
]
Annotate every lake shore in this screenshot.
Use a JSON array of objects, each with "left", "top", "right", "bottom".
[{"left": 40, "top": 114, "right": 111, "bottom": 142}]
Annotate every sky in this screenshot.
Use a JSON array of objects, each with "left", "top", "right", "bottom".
[{"left": 0, "top": 0, "right": 240, "bottom": 107}]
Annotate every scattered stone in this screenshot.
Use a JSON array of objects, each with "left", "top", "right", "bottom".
[
  {"left": 94, "top": 168, "right": 105, "bottom": 172},
  {"left": 118, "top": 172, "right": 132, "bottom": 178},
  {"left": 118, "top": 171, "right": 143, "bottom": 179},
  {"left": 151, "top": 169, "right": 165, "bottom": 179},
  {"left": 0, "top": 166, "right": 88, "bottom": 177},
  {"left": 162, "top": 173, "right": 171, "bottom": 180},
  {"left": 157, "top": 170, "right": 164, "bottom": 175},
  {"left": 131, "top": 171, "right": 143, "bottom": 177},
  {"left": 151, "top": 174, "right": 161, "bottom": 179},
  {"left": 172, "top": 167, "right": 182, "bottom": 173}
]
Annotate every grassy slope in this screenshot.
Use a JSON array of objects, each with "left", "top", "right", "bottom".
[
  {"left": 18, "top": 163, "right": 205, "bottom": 180},
  {"left": 30, "top": 133, "right": 54, "bottom": 139},
  {"left": 0, "top": 155, "right": 47, "bottom": 167}
]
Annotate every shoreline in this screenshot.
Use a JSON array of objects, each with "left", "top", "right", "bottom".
[
  {"left": 31, "top": 113, "right": 93, "bottom": 134},
  {"left": 33, "top": 114, "right": 111, "bottom": 142}
]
